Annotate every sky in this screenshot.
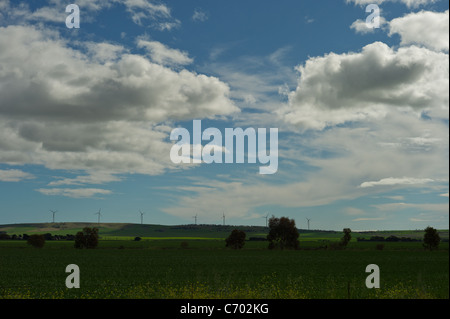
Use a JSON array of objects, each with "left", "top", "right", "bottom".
[{"left": 0, "top": 0, "right": 448, "bottom": 231}]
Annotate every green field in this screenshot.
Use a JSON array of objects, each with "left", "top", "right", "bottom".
[{"left": 0, "top": 224, "right": 448, "bottom": 299}]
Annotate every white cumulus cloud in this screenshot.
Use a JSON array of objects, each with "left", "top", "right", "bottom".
[{"left": 389, "top": 10, "right": 449, "bottom": 52}]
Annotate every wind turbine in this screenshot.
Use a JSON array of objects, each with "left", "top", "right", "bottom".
[
  {"left": 262, "top": 213, "right": 269, "bottom": 228},
  {"left": 94, "top": 208, "right": 102, "bottom": 225},
  {"left": 50, "top": 210, "right": 57, "bottom": 223},
  {"left": 306, "top": 218, "right": 311, "bottom": 231},
  {"left": 222, "top": 212, "right": 226, "bottom": 226},
  {"left": 193, "top": 214, "right": 198, "bottom": 225},
  {"left": 139, "top": 210, "right": 145, "bottom": 225}
]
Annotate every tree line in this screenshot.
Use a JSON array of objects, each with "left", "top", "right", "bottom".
[
  {"left": 0, "top": 227, "right": 100, "bottom": 249},
  {"left": 225, "top": 218, "right": 442, "bottom": 251},
  {"left": 1, "top": 220, "right": 443, "bottom": 251}
]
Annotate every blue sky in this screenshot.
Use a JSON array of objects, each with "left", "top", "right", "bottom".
[{"left": 0, "top": 0, "right": 448, "bottom": 230}]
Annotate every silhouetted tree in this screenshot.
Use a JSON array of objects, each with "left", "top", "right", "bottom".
[
  {"left": 423, "top": 226, "right": 440, "bottom": 251},
  {"left": 341, "top": 228, "right": 352, "bottom": 247},
  {"left": 0, "top": 233, "right": 10, "bottom": 240},
  {"left": 267, "top": 216, "right": 299, "bottom": 250},
  {"left": 225, "top": 229, "right": 246, "bottom": 249},
  {"left": 27, "top": 234, "right": 45, "bottom": 248},
  {"left": 74, "top": 227, "right": 99, "bottom": 249},
  {"left": 386, "top": 235, "right": 400, "bottom": 242}
]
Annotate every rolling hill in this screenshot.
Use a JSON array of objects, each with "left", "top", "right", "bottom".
[{"left": 0, "top": 222, "right": 448, "bottom": 240}]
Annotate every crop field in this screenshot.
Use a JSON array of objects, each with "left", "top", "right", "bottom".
[{"left": 0, "top": 234, "right": 448, "bottom": 299}]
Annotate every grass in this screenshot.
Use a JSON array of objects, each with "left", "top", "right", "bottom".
[{"left": 0, "top": 238, "right": 448, "bottom": 299}]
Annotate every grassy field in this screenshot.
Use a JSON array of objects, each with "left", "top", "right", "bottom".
[{"left": 0, "top": 233, "right": 448, "bottom": 299}]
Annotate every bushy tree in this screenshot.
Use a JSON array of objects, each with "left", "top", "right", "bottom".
[
  {"left": 341, "top": 228, "right": 352, "bottom": 247},
  {"left": 423, "top": 226, "right": 440, "bottom": 251},
  {"left": 74, "top": 227, "right": 99, "bottom": 249},
  {"left": 267, "top": 216, "right": 299, "bottom": 250},
  {"left": 225, "top": 229, "right": 246, "bottom": 249},
  {"left": 27, "top": 234, "right": 45, "bottom": 248}
]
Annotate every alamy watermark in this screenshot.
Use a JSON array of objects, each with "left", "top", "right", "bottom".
[
  {"left": 366, "top": 4, "right": 381, "bottom": 29},
  {"left": 365, "top": 264, "right": 380, "bottom": 289},
  {"left": 65, "top": 264, "right": 80, "bottom": 288},
  {"left": 65, "top": 4, "right": 80, "bottom": 29},
  {"left": 169, "top": 120, "right": 278, "bottom": 175}
]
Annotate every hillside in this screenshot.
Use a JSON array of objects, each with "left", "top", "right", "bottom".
[{"left": 0, "top": 222, "right": 448, "bottom": 240}]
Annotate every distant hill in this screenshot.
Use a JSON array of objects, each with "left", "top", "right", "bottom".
[
  {"left": 0, "top": 222, "right": 448, "bottom": 240},
  {"left": 0, "top": 222, "right": 269, "bottom": 239}
]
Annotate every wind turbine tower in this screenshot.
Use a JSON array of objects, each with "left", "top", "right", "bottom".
[
  {"left": 193, "top": 214, "right": 198, "bottom": 225},
  {"left": 263, "top": 213, "right": 269, "bottom": 228},
  {"left": 140, "top": 210, "right": 145, "bottom": 225},
  {"left": 306, "top": 218, "right": 311, "bottom": 231},
  {"left": 95, "top": 209, "right": 102, "bottom": 225},
  {"left": 222, "top": 212, "right": 226, "bottom": 226},
  {"left": 50, "top": 210, "right": 57, "bottom": 223}
]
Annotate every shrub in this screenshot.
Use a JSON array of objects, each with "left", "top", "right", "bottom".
[
  {"left": 0, "top": 233, "right": 11, "bottom": 240},
  {"left": 341, "top": 228, "right": 352, "bottom": 247},
  {"left": 267, "top": 216, "right": 299, "bottom": 250},
  {"left": 27, "top": 234, "right": 45, "bottom": 248},
  {"left": 375, "top": 243, "right": 384, "bottom": 250},
  {"left": 74, "top": 227, "right": 99, "bottom": 249},
  {"left": 423, "top": 226, "right": 440, "bottom": 251},
  {"left": 225, "top": 229, "right": 246, "bottom": 249}
]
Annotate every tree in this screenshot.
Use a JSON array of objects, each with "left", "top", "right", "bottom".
[
  {"left": 423, "top": 226, "right": 440, "bottom": 251},
  {"left": 27, "top": 234, "right": 45, "bottom": 248},
  {"left": 341, "top": 228, "right": 352, "bottom": 247},
  {"left": 267, "top": 216, "right": 299, "bottom": 250},
  {"left": 74, "top": 227, "right": 99, "bottom": 249},
  {"left": 225, "top": 229, "right": 246, "bottom": 249}
]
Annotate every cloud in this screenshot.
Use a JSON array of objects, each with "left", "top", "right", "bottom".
[
  {"left": 304, "top": 16, "right": 315, "bottom": 24},
  {"left": 162, "top": 101, "right": 448, "bottom": 223},
  {"left": 0, "top": 25, "right": 238, "bottom": 178},
  {"left": 48, "top": 172, "right": 122, "bottom": 186},
  {"left": 203, "top": 46, "right": 298, "bottom": 113},
  {"left": 0, "top": 169, "right": 35, "bottom": 182},
  {"left": 374, "top": 202, "right": 448, "bottom": 213},
  {"left": 35, "top": 187, "right": 112, "bottom": 198},
  {"left": 350, "top": 17, "right": 387, "bottom": 34},
  {"left": 154, "top": 20, "right": 181, "bottom": 31},
  {"left": 0, "top": 0, "right": 180, "bottom": 29},
  {"left": 192, "top": 8, "right": 209, "bottom": 22},
  {"left": 352, "top": 217, "right": 387, "bottom": 222},
  {"left": 360, "top": 177, "right": 435, "bottom": 188},
  {"left": 119, "top": 0, "right": 171, "bottom": 25},
  {"left": 83, "top": 42, "right": 127, "bottom": 63},
  {"left": 137, "top": 39, "right": 193, "bottom": 67},
  {"left": 346, "top": 0, "right": 438, "bottom": 8},
  {"left": 278, "top": 41, "right": 449, "bottom": 130},
  {"left": 345, "top": 207, "right": 367, "bottom": 216},
  {"left": 389, "top": 10, "right": 449, "bottom": 52}
]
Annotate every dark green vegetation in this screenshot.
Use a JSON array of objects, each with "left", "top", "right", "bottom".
[
  {"left": 0, "top": 223, "right": 448, "bottom": 299},
  {"left": 423, "top": 226, "right": 441, "bottom": 251},
  {"left": 267, "top": 216, "right": 299, "bottom": 250},
  {"left": 74, "top": 227, "right": 99, "bottom": 249},
  {"left": 225, "top": 229, "right": 246, "bottom": 249}
]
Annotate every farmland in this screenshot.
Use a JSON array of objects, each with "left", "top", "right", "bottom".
[{"left": 0, "top": 223, "right": 448, "bottom": 299}]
